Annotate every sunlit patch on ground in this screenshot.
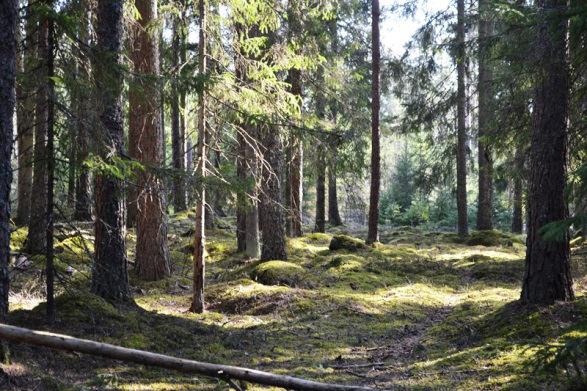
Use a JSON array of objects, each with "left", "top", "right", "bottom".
[{"left": 5, "top": 217, "right": 587, "bottom": 390}]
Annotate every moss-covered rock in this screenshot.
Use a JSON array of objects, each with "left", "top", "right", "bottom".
[
  {"left": 250, "top": 260, "right": 306, "bottom": 287},
  {"left": 466, "top": 230, "right": 524, "bottom": 247},
  {"left": 329, "top": 234, "right": 366, "bottom": 251},
  {"left": 327, "top": 254, "right": 364, "bottom": 272}
]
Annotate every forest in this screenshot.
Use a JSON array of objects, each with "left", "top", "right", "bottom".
[{"left": 0, "top": 0, "right": 586, "bottom": 389}]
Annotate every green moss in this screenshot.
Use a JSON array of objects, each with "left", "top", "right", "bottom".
[
  {"left": 329, "top": 235, "right": 366, "bottom": 251},
  {"left": 10, "top": 227, "right": 28, "bottom": 252},
  {"left": 327, "top": 254, "right": 364, "bottom": 272},
  {"left": 466, "top": 230, "right": 524, "bottom": 247},
  {"left": 250, "top": 260, "right": 307, "bottom": 287}
]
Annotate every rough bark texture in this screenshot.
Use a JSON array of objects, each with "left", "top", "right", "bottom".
[
  {"left": 91, "top": 0, "right": 130, "bottom": 302},
  {"left": 521, "top": 0, "right": 573, "bottom": 305},
  {"left": 314, "top": 144, "right": 326, "bottom": 233},
  {"left": 129, "top": 0, "right": 170, "bottom": 281},
  {"left": 314, "top": 68, "right": 326, "bottom": 234},
  {"left": 15, "top": 5, "right": 35, "bottom": 226},
  {"left": 328, "top": 150, "right": 343, "bottom": 226},
  {"left": 456, "top": 0, "right": 469, "bottom": 237},
  {"left": 245, "top": 129, "right": 261, "bottom": 259},
  {"left": 0, "top": 0, "right": 18, "bottom": 319},
  {"left": 286, "top": 1, "right": 303, "bottom": 238},
  {"left": 236, "top": 129, "right": 247, "bottom": 252},
  {"left": 511, "top": 148, "right": 524, "bottom": 234},
  {"left": 27, "top": 6, "right": 50, "bottom": 254},
  {"left": 74, "top": 1, "right": 92, "bottom": 221},
  {"left": 476, "top": 0, "right": 494, "bottom": 231},
  {"left": 367, "top": 0, "right": 381, "bottom": 245},
  {"left": 171, "top": 17, "right": 187, "bottom": 212},
  {"left": 45, "top": 13, "right": 55, "bottom": 321},
  {"left": 260, "top": 125, "right": 287, "bottom": 260},
  {"left": 191, "top": 0, "right": 207, "bottom": 313}
]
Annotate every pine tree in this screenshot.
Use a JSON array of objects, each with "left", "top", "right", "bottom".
[
  {"left": 456, "top": 0, "right": 469, "bottom": 237},
  {"left": 91, "top": 0, "right": 130, "bottom": 302},
  {"left": 521, "top": 0, "right": 574, "bottom": 304}
]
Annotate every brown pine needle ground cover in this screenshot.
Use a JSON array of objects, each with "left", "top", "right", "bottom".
[{"left": 4, "top": 214, "right": 587, "bottom": 390}]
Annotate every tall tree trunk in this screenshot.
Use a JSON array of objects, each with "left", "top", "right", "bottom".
[
  {"left": 45, "top": 11, "right": 55, "bottom": 321},
  {"left": 521, "top": 0, "right": 573, "bottom": 305},
  {"left": 476, "top": 0, "right": 494, "bottom": 230},
  {"left": 129, "top": 0, "right": 171, "bottom": 281},
  {"left": 286, "top": 0, "right": 303, "bottom": 238},
  {"left": 245, "top": 127, "right": 261, "bottom": 259},
  {"left": 260, "top": 124, "right": 287, "bottom": 260},
  {"left": 27, "top": 4, "right": 50, "bottom": 254},
  {"left": 511, "top": 148, "right": 524, "bottom": 234},
  {"left": 15, "top": 5, "right": 35, "bottom": 226},
  {"left": 328, "top": 154, "right": 343, "bottom": 226},
  {"left": 0, "top": 0, "right": 18, "bottom": 321},
  {"left": 314, "top": 69, "right": 326, "bottom": 234},
  {"left": 191, "top": 0, "right": 207, "bottom": 313},
  {"left": 171, "top": 12, "right": 187, "bottom": 212},
  {"left": 74, "top": 1, "right": 92, "bottom": 221},
  {"left": 236, "top": 130, "right": 247, "bottom": 252},
  {"left": 367, "top": 0, "right": 381, "bottom": 245},
  {"left": 91, "top": 0, "right": 130, "bottom": 302},
  {"left": 456, "top": 0, "right": 469, "bottom": 237}
]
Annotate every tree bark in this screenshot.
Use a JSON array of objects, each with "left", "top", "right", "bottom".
[
  {"left": 245, "top": 126, "right": 261, "bottom": 259},
  {"left": 314, "top": 68, "right": 326, "bottom": 234},
  {"left": 236, "top": 129, "right": 247, "bottom": 252},
  {"left": 129, "top": 0, "right": 171, "bottom": 281},
  {"left": 521, "top": 0, "right": 573, "bottom": 305},
  {"left": 456, "top": 0, "right": 469, "bottom": 237},
  {"left": 0, "top": 0, "right": 18, "bottom": 319},
  {"left": 27, "top": 4, "right": 50, "bottom": 254},
  {"left": 367, "top": 0, "right": 381, "bottom": 244},
  {"left": 92, "top": 0, "right": 130, "bottom": 302},
  {"left": 15, "top": 4, "right": 35, "bottom": 226},
  {"left": 511, "top": 148, "right": 524, "bottom": 234},
  {"left": 74, "top": 1, "right": 92, "bottom": 221},
  {"left": 260, "top": 124, "right": 287, "bottom": 261},
  {"left": 191, "top": 0, "right": 207, "bottom": 313},
  {"left": 286, "top": 1, "right": 303, "bottom": 238},
  {"left": 476, "top": 0, "right": 494, "bottom": 231},
  {"left": 171, "top": 15, "right": 187, "bottom": 213},
  {"left": 328, "top": 149, "right": 343, "bottom": 226}
]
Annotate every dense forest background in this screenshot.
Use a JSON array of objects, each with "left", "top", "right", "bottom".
[{"left": 0, "top": 0, "right": 586, "bottom": 389}]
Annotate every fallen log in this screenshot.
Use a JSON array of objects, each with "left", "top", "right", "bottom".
[{"left": 0, "top": 323, "right": 373, "bottom": 391}]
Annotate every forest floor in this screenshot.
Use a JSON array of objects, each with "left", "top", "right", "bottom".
[{"left": 3, "top": 211, "right": 587, "bottom": 390}]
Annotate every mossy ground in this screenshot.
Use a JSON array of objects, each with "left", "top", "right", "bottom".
[{"left": 4, "top": 219, "right": 587, "bottom": 390}]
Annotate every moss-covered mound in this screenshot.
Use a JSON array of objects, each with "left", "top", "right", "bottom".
[
  {"left": 466, "top": 230, "right": 524, "bottom": 247},
  {"left": 329, "top": 234, "right": 366, "bottom": 251},
  {"left": 250, "top": 260, "right": 306, "bottom": 287},
  {"left": 327, "top": 254, "right": 364, "bottom": 272}
]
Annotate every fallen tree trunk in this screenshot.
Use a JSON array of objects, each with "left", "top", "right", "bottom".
[{"left": 0, "top": 323, "right": 373, "bottom": 391}]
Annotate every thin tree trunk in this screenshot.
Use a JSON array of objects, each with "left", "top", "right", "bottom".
[
  {"left": 456, "top": 0, "right": 469, "bottom": 237},
  {"left": 245, "top": 126, "right": 261, "bottom": 259},
  {"left": 314, "top": 68, "right": 326, "bottom": 234},
  {"left": 236, "top": 130, "right": 247, "bottom": 252},
  {"left": 0, "top": 0, "right": 18, "bottom": 321},
  {"left": 15, "top": 4, "right": 35, "bottom": 227},
  {"left": 191, "top": 0, "right": 207, "bottom": 313},
  {"left": 511, "top": 148, "right": 524, "bottom": 234},
  {"left": 27, "top": 4, "right": 50, "bottom": 254},
  {"left": 286, "top": 0, "right": 303, "bottom": 238},
  {"left": 476, "top": 0, "right": 493, "bottom": 231},
  {"left": 367, "top": 0, "right": 381, "bottom": 244},
  {"left": 45, "top": 12, "right": 55, "bottom": 322},
  {"left": 130, "top": 0, "right": 171, "bottom": 281},
  {"left": 91, "top": 0, "right": 130, "bottom": 302},
  {"left": 74, "top": 1, "right": 92, "bottom": 221},
  {"left": 521, "top": 0, "right": 573, "bottom": 305}
]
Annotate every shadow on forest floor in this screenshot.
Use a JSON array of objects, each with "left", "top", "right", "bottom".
[{"left": 4, "top": 217, "right": 587, "bottom": 390}]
